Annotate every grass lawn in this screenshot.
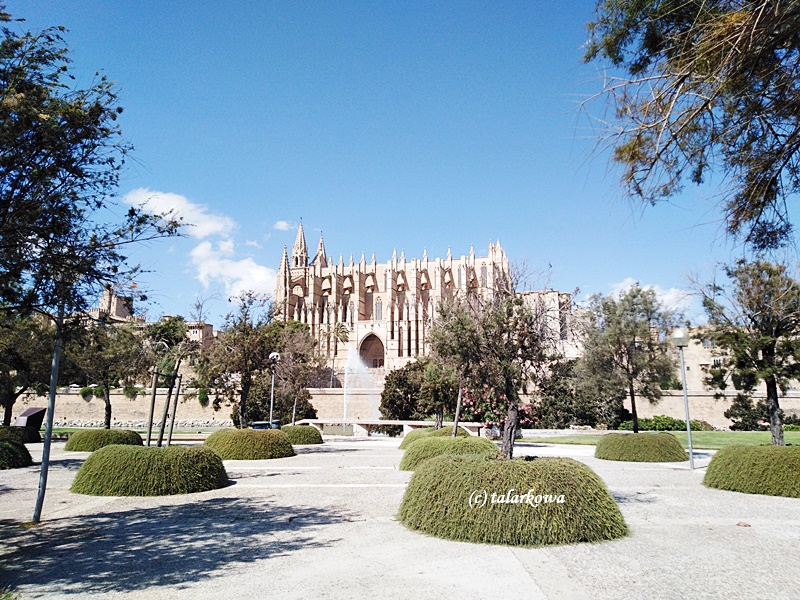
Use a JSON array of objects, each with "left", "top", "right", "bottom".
[{"left": 519, "top": 430, "right": 800, "bottom": 450}]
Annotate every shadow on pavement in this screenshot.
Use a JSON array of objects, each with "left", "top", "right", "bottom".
[{"left": 0, "top": 496, "right": 350, "bottom": 594}]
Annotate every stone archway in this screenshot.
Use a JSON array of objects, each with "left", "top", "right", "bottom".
[{"left": 359, "top": 334, "right": 385, "bottom": 368}]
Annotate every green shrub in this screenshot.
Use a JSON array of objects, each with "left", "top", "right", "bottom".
[
  {"left": 0, "top": 587, "right": 20, "bottom": 600},
  {"left": 703, "top": 445, "right": 800, "bottom": 497},
  {"left": 65, "top": 429, "right": 143, "bottom": 452},
  {"left": 617, "top": 415, "right": 715, "bottom": 431},
  {"left": 399, "top": 436, "right": 499, "bottom": 471},
  {"left": 784, "top": 424, "right": 800, "bottom": 432},
  {"left": 282, "top": 425, "right": 323, "bottom": 445},
  {"left": 428, "top": 425, "right": 471, "bottom": 438},
  {"left": 595, "top": 432, "right": 688, "bottom": 462},
  {"left": 71, "top": 445, "right": 229, "bottom": 496},
  {"left": 398, "top": 426, "right": 470, "bottom": 450},
  {"left": 0, "top": 439, "right": 33, "bottom": 469},
  {"left": 123, "top": 385, "right": 140, "bottom": 399},
  {"left": 0, "top": 425, "right": 41, "bottom": 444},
  {"left": 204, "top": 429, "right": 295, "bottom": 460},
  {"left": 80, "top": 386, "right": 94, "bottom": 399},
  {"left": 397, "top": 454, "right": 628, "bottom": 546},
  {"left": 398, "top": 428, "right": 434, "bottom": 450}
]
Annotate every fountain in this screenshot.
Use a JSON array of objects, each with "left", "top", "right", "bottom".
[{"left": 342, "top": 348, "right": 382, "bottom": 424}]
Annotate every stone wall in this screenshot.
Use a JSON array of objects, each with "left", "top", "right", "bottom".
[
  {"left": 15, "top": 386, "right": 800, "bottom": 431},
  {"left": 11, "top": 388, "right": 233, "bottom": 429},
  {"left": 307, "top": 388, "right": 383, "bottom": 420}
]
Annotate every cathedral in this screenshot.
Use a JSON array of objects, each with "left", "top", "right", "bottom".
[{"left": 275, "top": 224, "right": 575, "bottom": 375}]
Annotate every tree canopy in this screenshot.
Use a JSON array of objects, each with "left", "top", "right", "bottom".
[
  {"left": 576, "top": 284, "right": 679, "bottom": 433},
  {"left": 66, "top": 322, "right": 150, "bottom": 428},
  {"left": 699, "top": 259, "right": 800, "bottom": 445},
  {"left": 585, "top": 0, "right": 800, "bottom": 250},
  {"left": 0, "top": 312, "right": 52, "bottom": 425},
  {"left": 0, "top": 10, "right": 178, "bottom": 314}
]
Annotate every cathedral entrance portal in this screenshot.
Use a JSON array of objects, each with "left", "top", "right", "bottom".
[{"left": 359, "top": 334, "right": 385, "bottom": 368}]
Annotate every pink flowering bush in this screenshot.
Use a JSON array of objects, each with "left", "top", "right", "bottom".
[{"left": 461, "top": 384, "right": 535, "bottom": 429}]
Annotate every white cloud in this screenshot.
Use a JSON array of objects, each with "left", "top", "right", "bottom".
[
  {"left": 190, "top": 240, "right": 276, "bottom": 298},
  {"left": 124, "top": 188, "right": 236, "bottom": 239},
  {"left": 610, "top": 277, "right": 694, "bottom": 314},
  {"left": 244, "top": 240, "right": 262, "bottom": 249},
  {"left": 272, "top": 220, "right": 294, "bottom": 231}
]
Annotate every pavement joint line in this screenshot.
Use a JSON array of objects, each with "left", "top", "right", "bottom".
[
  {"left": 232, "top": 483, "right": 409, "bottom": 488},
  {"left": 224, "top": 466, "right": 323, "bottom": 470}
]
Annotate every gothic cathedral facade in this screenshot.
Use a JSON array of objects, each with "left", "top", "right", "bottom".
[{"left": 275, "top": 224, "right": 532, "bottom": 374}]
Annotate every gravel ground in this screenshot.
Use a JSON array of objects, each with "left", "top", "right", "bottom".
[{"left": 1, "top": 438, "right": 799, "bottom": 600}]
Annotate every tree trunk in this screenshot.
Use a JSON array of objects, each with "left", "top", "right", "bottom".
[
  {"left": 501, "top": 402, "right": 518, "bottom": 459},
  {"left": 451, "top": 381, "right": 463, "bottom": 438},
  {"left": 292, "top": 394, "right": 298, "bottom": 425},
  {"left": 103, "top": 384, "right": 112, "bottom": 429},
  {"left": 434, "top": 411, "right": 443, "bottom": 429},
  {"left": 765, "top": 376, "right": 785, "bottom": 446},
  {"left": 238, "top": 381, "right": 251, "bottom": 429},
  {"left": 1, "top": 387, "right": 28, "bottom": 426},
  {"left": 2, "top": 397, "right": 11, "bottom": 426},
  {"left": 629, "top": 379, "right": 639, "bottom": 434}
]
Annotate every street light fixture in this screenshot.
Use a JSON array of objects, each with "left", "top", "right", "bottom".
[
  {"left": 671, "top": 328, "right": 694, "bottom": 470},
  {"left": 268, "top": 351, "right": 280, "bottom": 427}
]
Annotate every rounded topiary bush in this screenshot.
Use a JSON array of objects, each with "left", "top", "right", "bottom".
[
  {"left": 428, "top": 425, "right": 471, "bottom": 439},
  {"left": 71, "top": 445, "right": 229, "bottom": 496},
  {"left": 0, "top": 439, "right": 33, "bottom": 469},
  {"left": 281, "top": 425, "right": 323, "bottom": 445},
  {"left": 594, "top": 432, "right": 688, "bottom": 462},
  {"left": 65, "top": 429, "right": 143, "bottom": 452},
  {"left": 398, "top": 454, "right": 628, "bottom": 546},
  {"left": 703, "top": 445, "right": 800, "bottom": 497},
  {"left": 399, "top": 436, "right": 498, "bottom": 471},
  {"left": 204, "top": 429, "right": 295, "bottom": 460},
  {"left": 398, "top": 426, "right": 470, "bottom": 450},
  {"left": 0, "top": 426, "right": 41, "bottom": 444},
  {"left": 398, "top": 428, "right": 434, "bottom": 450}
]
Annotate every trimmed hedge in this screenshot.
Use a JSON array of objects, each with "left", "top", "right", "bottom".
[
  {"left": 282, "top": 425, "right": 323, "bottom": 445},
  {"left": 0, "top": 440, "right": 33, "bottom": 469},
  {"left": 618, "top": 415, "right": 715, "bottom": 431},
  {"left": 71, "top": 445, "right": 229, "bottom": 496},
  {"left": 595, "top": 432, "right": 688, "bottom": 462},
  {"left": 398, "top": 426, "right": 470, "bottom": 450},
  {"left": 397, "top": 454, "right": 628, "bottom": 546},
  {"left": 204, "top": 429, "right": 295, "bottom": 460},
  {"left": 399, "top": 436, "right": 498, "bottom": 471},
  {"left": 0, "top": 426, "right": 41, "bottom": 444},
  {"left": 398, "top": 428, "right": 434, "bottom": 450},
  {"left": 703, "top": 445, "right": 800, "bottom": 497},
  {"left": 65, "top": 429, "right": 143, "bottom": 452}
]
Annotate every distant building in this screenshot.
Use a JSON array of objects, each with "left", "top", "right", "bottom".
[
  {"left": 274, "top": 223, "right": 577, "bottom": 374},
  {"left": 86, "top": 287, "right": 144, "bottom": 325}
]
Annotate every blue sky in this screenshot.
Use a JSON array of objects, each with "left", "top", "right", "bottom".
[{"left": 12, "top": 1, "right": 741, "bottom": 324}]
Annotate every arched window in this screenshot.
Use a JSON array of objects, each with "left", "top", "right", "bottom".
[
  {"left": 481, "top": 265, "right": 487, "bottom": 287},
  {"left": 375, "top": 297, "right": 383, "bottom": 321}
]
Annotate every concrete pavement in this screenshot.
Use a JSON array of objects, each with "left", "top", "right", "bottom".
[{"left": 1, "top": 437, "right": 798, "bottom": 599}]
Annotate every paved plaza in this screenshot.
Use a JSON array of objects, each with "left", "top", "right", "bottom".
[{"left": 1, "top": 437, "right": 799, "bottom": 599}]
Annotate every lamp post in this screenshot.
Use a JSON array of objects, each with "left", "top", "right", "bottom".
[
  {"left": 672, "top": 328, "right": 694, "bottom": 470},
  {"left": 268, "top": 351, "right": 280, "bottom": 426}
]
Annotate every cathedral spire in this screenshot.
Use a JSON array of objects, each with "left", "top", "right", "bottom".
[
  {"left": 279, "top": 244, "right": 289, "bottom": 273},
  {"left": 311, "top": 231, "right": 327, "bottom": 267},
  {"left": 292, "top": 222, "right": 308, "bottom": 267}
]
